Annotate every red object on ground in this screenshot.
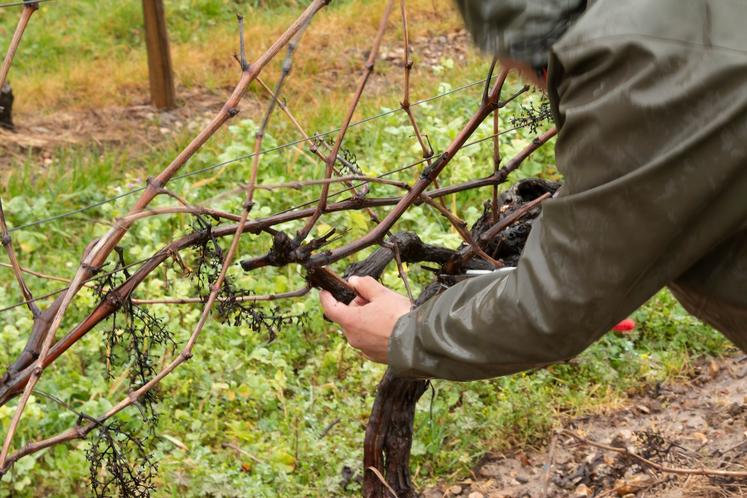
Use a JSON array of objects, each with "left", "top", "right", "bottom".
[{"left": 612, "top": 318, "right": 636, "bottom": 333}]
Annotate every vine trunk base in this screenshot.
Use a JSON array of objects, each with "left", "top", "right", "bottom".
[{"left": 363, "top": 369, "right": 428, "bottom": 498}]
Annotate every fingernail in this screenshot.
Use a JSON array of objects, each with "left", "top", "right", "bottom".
[{"left": 348, "top": 276, "right": 359, "bottom": 284}]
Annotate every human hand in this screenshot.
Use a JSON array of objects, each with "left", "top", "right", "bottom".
[{"left": 319, "top": 276, "right": 412, "bottom": 363}]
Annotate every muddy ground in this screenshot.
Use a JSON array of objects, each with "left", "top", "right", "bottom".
[{"left": 422, "top": 355, "right": 747, "bottom": 498}]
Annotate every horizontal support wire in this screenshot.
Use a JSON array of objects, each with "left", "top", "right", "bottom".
[
  {"left": 7, "top": 78, "right": 490, "bottom": 233},
  {"left": 0, "top": 0, "right": 53, "bottom": 8},
  {"left": 0, "top": 122, "right": 543, "bottom": 315}
]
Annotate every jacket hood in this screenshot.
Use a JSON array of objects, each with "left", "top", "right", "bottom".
[{"left": 454, "top": 0, "right": 586, "bottom": 67}]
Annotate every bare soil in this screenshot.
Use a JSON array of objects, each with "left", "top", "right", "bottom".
[
  {"left": 422, "top": 355, "right": 747, "bottom": 498},
  {"left": 0, "top": 88, "right": 227, "bottom": 169}
]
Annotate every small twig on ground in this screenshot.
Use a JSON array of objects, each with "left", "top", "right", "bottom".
[
  {"left": 542, "top": 432, "right": 558, "bottom": 498},
  {"left": 221, "top": 442, "right": 266, "bottom": 465},
  {"left": 595, "top": 477, "right": 670, "bottom": 498},
  {"left": 561, "top": 430, "right": 747, "bottom": 478},
  {"left": 319, "top": 417, "right": 341, "bottom": 438},
  {"left": 367, "top": 466, "right": 400, "bottom": 498}
]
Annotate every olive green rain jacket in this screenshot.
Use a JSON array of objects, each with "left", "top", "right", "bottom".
[{"left": 388, "top": 0, "right": 747, "bottom": 380}]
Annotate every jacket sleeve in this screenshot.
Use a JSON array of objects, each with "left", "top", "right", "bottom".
[{"left": 387, "top": 16, "right": 747, "bottom": 381}]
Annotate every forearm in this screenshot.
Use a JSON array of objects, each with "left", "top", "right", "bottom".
[
  {"left": 388, "top": 28, "right": 747, "bottom": 380},
  {"left": 387, "top": 204, "right": 651, "bottom": 381}
]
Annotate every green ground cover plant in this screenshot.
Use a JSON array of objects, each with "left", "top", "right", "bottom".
[
  {"left": 1, "top": 78, "right": 731, "bottom": 496},
  {"left": 0, "top": 1, "right": 732, "bottom": 496}
]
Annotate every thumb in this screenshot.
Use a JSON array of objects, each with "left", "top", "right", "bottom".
[{"left": 348, "top": 276, "right": 386, "bottom": 301}]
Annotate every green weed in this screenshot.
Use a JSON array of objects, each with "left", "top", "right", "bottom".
[{"left": 0, "top": 4, "right": 733, "bottom": 496}]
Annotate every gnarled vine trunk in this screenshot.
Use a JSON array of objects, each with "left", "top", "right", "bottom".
[
  {"left": 364, "top": 371, "right": 428, "bottom": 498},
  {"left": 360, "top": 178, "right": 559, "bottom": 497}
]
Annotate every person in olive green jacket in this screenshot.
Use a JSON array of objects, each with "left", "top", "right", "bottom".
[{"left": 320, "top": 0, "right": 747, "bottom": 381}]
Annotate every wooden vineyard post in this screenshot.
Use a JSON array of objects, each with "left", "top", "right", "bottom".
[{"left": 142, "top": 0, "right": 176, "bottom": 109}]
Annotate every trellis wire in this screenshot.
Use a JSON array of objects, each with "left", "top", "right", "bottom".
[
  {"left": 0, "top": 0, "right": 54, "bottom": 8},
  {"left": 0, "top": 0, "right": 558, "bottom": 483},
  {"left": 6, "top": 77, "right": 493, "bottom": 234},
  {"left": 0, "top": 121, "right": 544, "bottom": 315}
]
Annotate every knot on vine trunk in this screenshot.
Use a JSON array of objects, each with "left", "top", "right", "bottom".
[
  {"left": 468, "top": 177, "right": 560, "bottom": 267},
  {"left": 240, "top": 231, "right": 299, "bottom": 271},
  {"left": 241, "top": 228, "right": 342, "bottom": 271}
]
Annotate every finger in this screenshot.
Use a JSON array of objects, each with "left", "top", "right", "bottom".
[
  {"left": 319, "top": 290, "right": 349, "bottom": 324},
  {"left": 348, "top": 276, "right": 387, "bottom": 301},
  {"left": 319, "top": 289, "right": 337, "bottom": 308},
  {"left": 349, "top": 295, "right": 369, "bottom": 307}
]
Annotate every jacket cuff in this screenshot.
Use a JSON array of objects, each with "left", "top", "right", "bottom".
[{"left": 387, "top": 310, "right": 431, "bottom": 379}]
